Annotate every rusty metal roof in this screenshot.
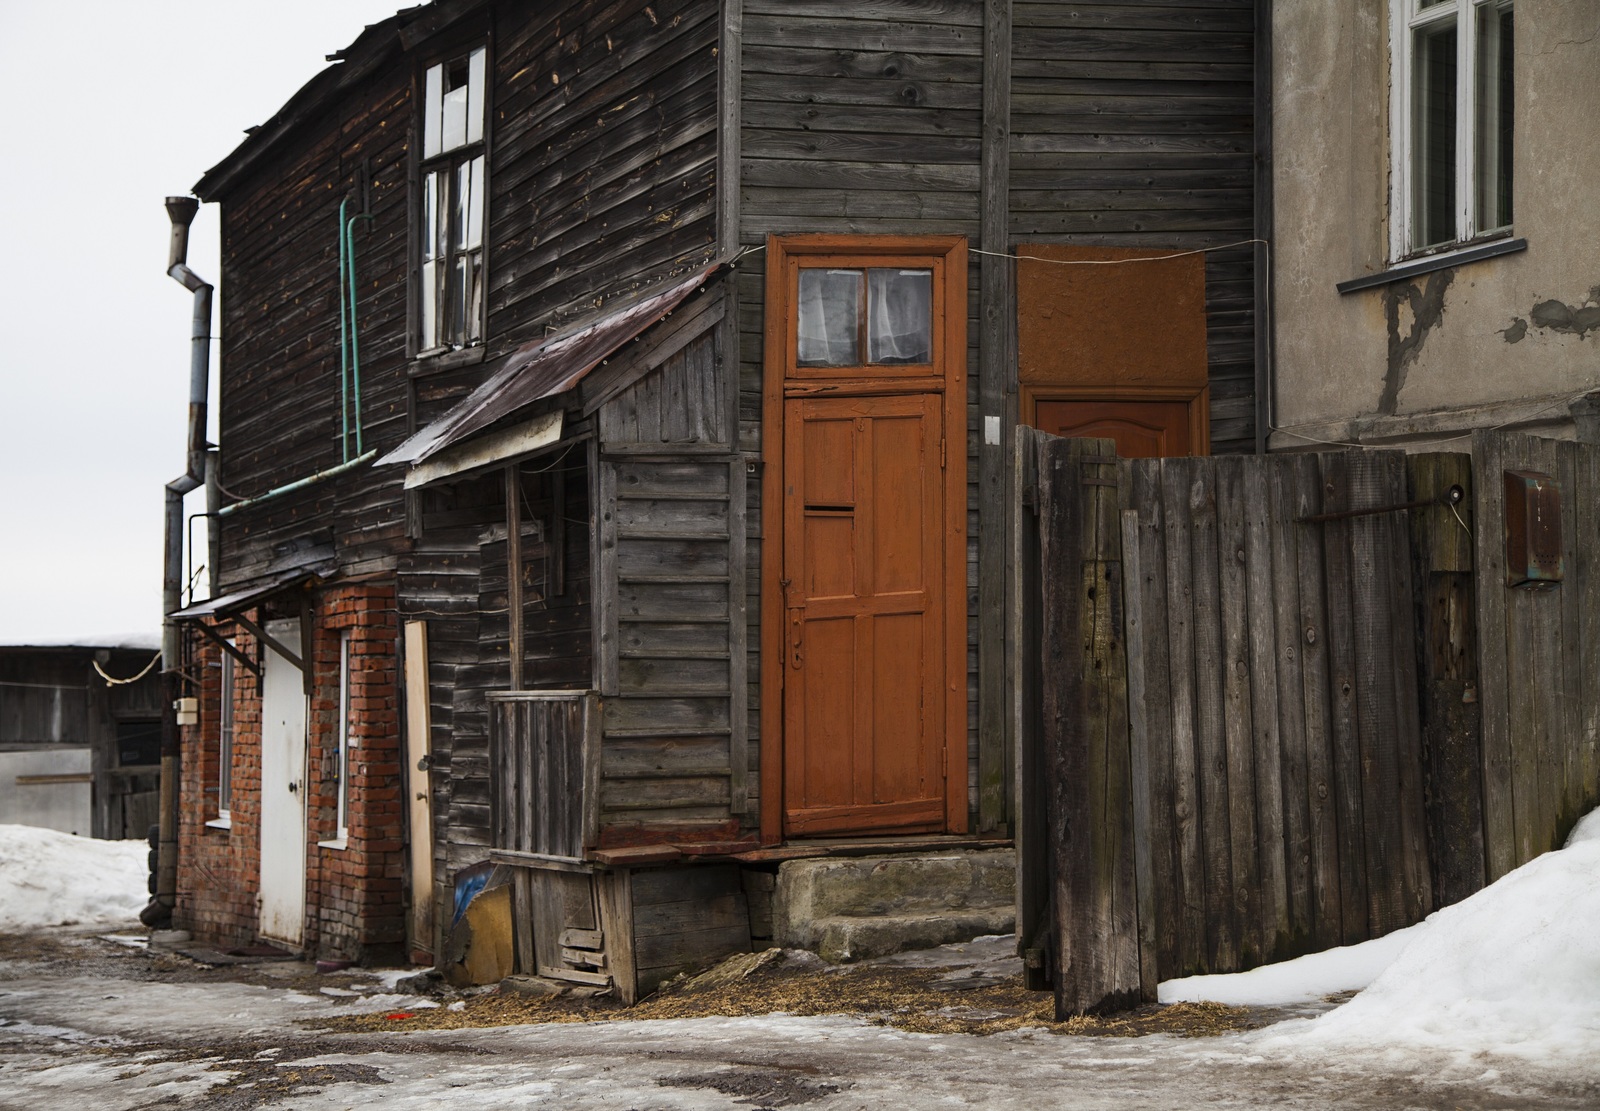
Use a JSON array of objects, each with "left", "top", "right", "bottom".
[{"left": 380, "top": 267, "right": 714, "bottom": 468}]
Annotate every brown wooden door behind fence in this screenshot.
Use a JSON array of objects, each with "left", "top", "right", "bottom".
[{"left": 1021, "top": 433, "right": 1434, "bottom": 1016}]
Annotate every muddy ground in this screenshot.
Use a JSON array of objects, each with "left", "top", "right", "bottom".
[{"left": 1, "top": 930, "right": 1594, "bottom": 1111}]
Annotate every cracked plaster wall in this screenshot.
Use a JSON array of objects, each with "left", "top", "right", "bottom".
[{"left": 1271, "top": 2, "right": 1600, "bottom": 444}]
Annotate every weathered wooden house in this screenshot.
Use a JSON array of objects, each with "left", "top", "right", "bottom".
[
  {"left": 0, "top": 641, "right": 163, "bottom": 840},
  {"left": 167, "top": 0, "right": 1265, "bottom": 985}
]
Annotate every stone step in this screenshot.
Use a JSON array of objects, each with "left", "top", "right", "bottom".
[{"left": 772, "top": 849, "right": 1016, "bottom": 963}]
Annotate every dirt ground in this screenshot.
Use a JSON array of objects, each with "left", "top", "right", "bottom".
[{"left": 1, "top": 930, "right": 1595, "bottom": 1111}]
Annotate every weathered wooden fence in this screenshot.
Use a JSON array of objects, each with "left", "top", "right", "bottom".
[{"left": 1016, "top": 428, "right": 1600, "bottom": 1018}]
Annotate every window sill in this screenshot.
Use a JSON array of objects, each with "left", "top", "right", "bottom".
[
  {"left": 409, "top": 343, "right": 486, "bottom": 377},
  {"left": 1337, "top": 236, "right": 1526, "bottom": 294},
  {"left": 205, "top": 816, "right": 232, "bottom": 831},
  {"left": 317, "top": 836, "right": 349, "bottom": 851}
]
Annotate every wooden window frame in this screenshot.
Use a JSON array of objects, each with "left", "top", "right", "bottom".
[
  {"left": 759, "top": 234, "right": 969, "bottom": 844},
  {"left": 409, "top": 35, "right": 494, "bottom": 364},
  {"left": 1389, "top": 0, "right": 1515, "bottom": 262}
]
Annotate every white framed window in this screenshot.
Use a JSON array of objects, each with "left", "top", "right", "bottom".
[
  {"left": 1391, "top": 0, "right": 1514, "bottom": 260},
  {"left": 335, "top": 632, "right": 354, "bottom": 843},
  {"left": 418, "top": 45, "right": 487, "bottom": 353},
  {"left": 206, "top": 650, "right": 236, "bottom": 830}
]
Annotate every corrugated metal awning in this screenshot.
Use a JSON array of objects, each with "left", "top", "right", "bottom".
[{"left": 379, "top": 267, "right": 714, "bottom": 470}]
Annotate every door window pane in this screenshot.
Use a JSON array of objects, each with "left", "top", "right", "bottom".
[
  {"left": 798, "top": 269, "right": 861, "bottom": 366},
  {"left": 867, "top": 269, "right": 932, "bottom": 365}
]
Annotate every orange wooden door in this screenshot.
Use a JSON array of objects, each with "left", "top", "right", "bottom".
[
  {"left": 1034, "top": 399, "right": 1195, "bottom": 458},
  {"left": 781, "top": 392, "right": 946, "bottom": 836}
]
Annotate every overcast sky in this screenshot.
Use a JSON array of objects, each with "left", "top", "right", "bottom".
[{"left": 0, "top": 1, "right": 401, "bottom": 645}]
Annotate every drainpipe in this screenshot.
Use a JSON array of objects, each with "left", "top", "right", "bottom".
[{"left": 143, "top": 195, "right": 214, "bottom": 930}]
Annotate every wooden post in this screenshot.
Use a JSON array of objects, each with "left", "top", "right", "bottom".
[
  {"left": 506, "top": 464, "right": 524, "bottom": 692},
  {"left": 1012, "top": 424, "right": 1051, "bottom": 990},
  {"left": 1407, "top": 453, "right": 1484, "bottom": 908}
]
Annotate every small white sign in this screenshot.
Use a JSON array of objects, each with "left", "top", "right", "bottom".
[{"left": 984, "top": 415, "right": 1001, "bottom": 446}]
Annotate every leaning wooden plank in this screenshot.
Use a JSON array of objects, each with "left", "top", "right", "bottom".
[
  {"left": 596, "top": 868, "right": 638, "bottom": 1004},
  {"left": 1318, "top": 451, "right": 1370, "bottom": 944},
  {"left": 1157, "top": 458, "right": 1206, "bottom": 977},
  {"left": 1523, "top": 435, "right": 1563, "bottom": 859},
  {"left": 1241, "top": 456, "right": 1288, "bottom": 958},
  {"left": 1012, "top": 425, "right": 1051, "bottom": 989},
  {"left": 1041, "top": 436, "right": 1138, "bottom": 1015}
]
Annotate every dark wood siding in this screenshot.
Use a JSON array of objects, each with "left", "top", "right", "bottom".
[
  {"left": 485, "top": 0, "right": 720, "bottom": 345},
  {"left": 398, "top": 454, "right": 594, "bottom": 885},
  {"left": 1008, "top": 0, "right": 1258, "bottom": 453},
  {"left": 215, "top": 62, "right": 413, "bottom": 588}
]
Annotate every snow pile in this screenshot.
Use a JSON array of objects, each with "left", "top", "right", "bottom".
[
  {"left": 1160, "top": 923, "right": 1423, "bottom": 1007},
  {"left": 0, "top": 824, "right": 149, "bottom": 932}
]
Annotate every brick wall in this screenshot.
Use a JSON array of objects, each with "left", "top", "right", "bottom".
[{"left": 175, "top": 581, "right": 409, "bottom": 964}]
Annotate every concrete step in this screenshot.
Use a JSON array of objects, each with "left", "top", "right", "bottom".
[{"left": 772, "top": 849, "right": 1016, "bottom": 963}]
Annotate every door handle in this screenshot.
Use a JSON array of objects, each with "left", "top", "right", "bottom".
[{"left": 287, "top": 780, "right": 299, "bottom": 794}]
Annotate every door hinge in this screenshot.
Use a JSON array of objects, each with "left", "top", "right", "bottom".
[
  {"left": 941, "top": 746, "right": 948, "bottom": 778},
  {"left": 940, "top": 436, "right": 947, "bottom": 469}
]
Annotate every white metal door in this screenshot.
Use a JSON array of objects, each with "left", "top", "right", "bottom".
[{"left": 258, "top": 618, "right": 307, "bottom": 946}]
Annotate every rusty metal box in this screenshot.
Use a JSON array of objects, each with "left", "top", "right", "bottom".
[{"left": 1504, "top": 469, "right": 1562, "bottom": 587}]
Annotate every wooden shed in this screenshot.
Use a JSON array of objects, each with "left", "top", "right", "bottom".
[{"left": 170, "top": 0, "right": 1264, "bottom": 984}]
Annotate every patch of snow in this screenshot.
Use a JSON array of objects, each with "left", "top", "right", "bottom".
[
  {"left": 366, "top": 967, "right": 422, "bottom": 990},
  {"left": 355, "top": 993, "right": 440, "bottom": 1011},
  {"left": 1564, "top": 807, "right": 1600, "bottom": 846},
  {"left": 0, "top": 825, "right": 148, "bottom": 932},
  {"left": 1160, "top": 924, "right": 1423, "bottom": 1006},
  {"left": 1273, "top": 831, "right": 1600, "bottom": 1064}
]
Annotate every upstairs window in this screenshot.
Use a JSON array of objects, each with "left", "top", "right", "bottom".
[
  {"left": 419, "top": 45, "right": 487, "bottom": 353},
  {"left": 1393, "top": 0, "right": 1514, "bottom": 258}
]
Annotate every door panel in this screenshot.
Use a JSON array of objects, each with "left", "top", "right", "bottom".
[
  {"left": 1034, "top": 398, "right": 1195, "bottom": 458},
  {"left": 259, "top": 618, "right": 307, "bottom": 946},
  {"left": 782, "top": 393, "right": 944, "bottom": 836}
]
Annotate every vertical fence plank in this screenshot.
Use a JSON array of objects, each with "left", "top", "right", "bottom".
[
  {"left": 1555, "top": 441, "right": 1584, "bottom": 840},
  {"left": 1346, "top": 452, "right": 1408, "bottom": 936},
  {"left": 1524, "top": 436, "right": 1566, "bottom": 855},
  {"left": 1159, "top": 459, "right": 1207, "bottom": 976},
  {"left": 1242, "top": 458, "right": 1288, "bottom": 956},
  {"left": 1267, "top": 458, "right": 1312, "bottom": 953},
  {"left": 1120, "top": 504, "right": 1158, "bottom": 1001},
  {"left": 1471, "top": 431, "right": 1515, "bottom": 881},
  {"left": 1407, "top": 453, "right": 1485, "bottom": 908},
  {"left": 1318, "top": 452, "right": 1369, "bottom": 943},
  {"left": 1186, "top": 459, "right": 1235, "bottom": 971},
  {"left": 1215, "top": 458, "right": 1262, "bottom": 966},
  {"left": 1385, "top": 457, "right": 1432, "bottom": 925},
  {"left": 1130, "top": 460, "right": 1181, "bottom": 978},
  {"left": 1290, "top": 455, "right": 1341, "bottom": 950},
  {"left": 1576, "top": 443, "right": 1600, "bottom": 817}
]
